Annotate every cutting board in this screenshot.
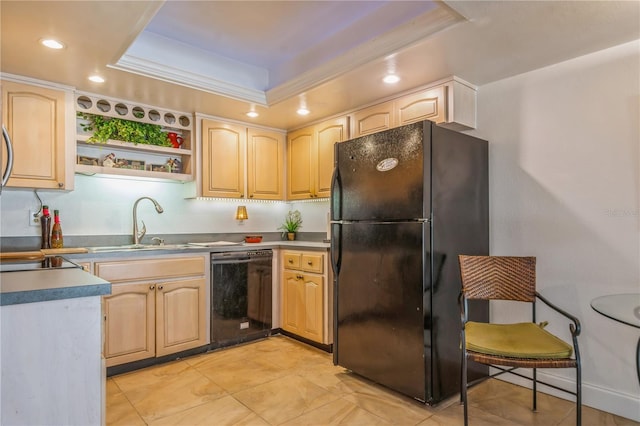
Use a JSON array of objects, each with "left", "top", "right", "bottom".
[
  {"left": 1, "top": 247, "right": 88, "bottom": 261},
  {"left": 0, "top": 251, "right": 45, "bottom": 260},
  {"left": 41, "top": 248, "right": 89, "bottom": 255}
]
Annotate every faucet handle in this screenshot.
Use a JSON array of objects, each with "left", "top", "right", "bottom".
[
  {"left": 137, "top": 220, "right": 147, "bottom": 241},
  {"left": 151, "top": 237, "right": 165, "bottom": 246}
]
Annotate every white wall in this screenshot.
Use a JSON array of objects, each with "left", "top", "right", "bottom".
[
  {"left": 471, "top": 40, "right": 640, "bottom": 420},
  {"left": 0, "top": 176, "right": 330, "bottom": 239}
]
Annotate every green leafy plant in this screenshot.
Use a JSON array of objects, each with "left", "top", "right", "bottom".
[
  {"left": 77, "top": 112, "right": 171, "bottom": 147},
  {"left": 278, "top": 210, "right": 303, "bottom": 234}
]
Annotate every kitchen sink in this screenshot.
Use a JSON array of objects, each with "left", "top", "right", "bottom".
[{"left": 87, "top": 243, "right": 193, "bottom": 253}]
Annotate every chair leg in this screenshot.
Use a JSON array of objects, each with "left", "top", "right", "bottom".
[
  {"left": 532, "top": 367, "right": 537, "bottom": 412},
  {"left": 461, "top": 353, "right": 469, "bottom": 426}
]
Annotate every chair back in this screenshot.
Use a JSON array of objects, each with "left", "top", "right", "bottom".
[{"left": 459, "top": 255, "right": 536, "bottom": 302}]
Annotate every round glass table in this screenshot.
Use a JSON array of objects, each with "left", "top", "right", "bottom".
[{"left": 590, "top": 293, "right": 640, "bottom": 383}]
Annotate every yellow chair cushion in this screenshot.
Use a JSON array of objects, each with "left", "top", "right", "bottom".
[{"left": 466, "top": 322, "right": 573, "bottom": 359}]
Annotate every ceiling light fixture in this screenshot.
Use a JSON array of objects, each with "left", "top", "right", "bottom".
[
  {"left": 40, "top": 39, "right": 65, "bottom": 49},
  {"left": 383, "top": 74, "right": 400, "bottom": 84},
  {"left": 246, "top": 111, "right": 259, "bottom": 118},
  {"left": 297, "top": 94, "right": 310, "bottom": 116},
  {"left": 88, "top": 75, "right": 105, "bottom": 83}
]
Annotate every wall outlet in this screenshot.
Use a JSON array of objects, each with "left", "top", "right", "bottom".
[
  {"left": 240, "top": 321, "right": 249, "bottom": 330},
  {"left": 29, "top": 210, "right": 40, "bottom": 227}
]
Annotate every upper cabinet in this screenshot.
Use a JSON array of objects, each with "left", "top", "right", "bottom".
[
  {"left": 74, "top": 93, "right": 194, "bottom": 182},
  {"left": 202, "top": 120, "right": 245, "bottom": 198},
  {"left": 247, "top": 127, "right": 284, "bottom": 200},
  {"left": 201, "top": 118, "right": 284, "bottom": 200},
  {"left": 349, "top": 100, "right": 395, "bottom": 138},
  {"left": 1, "top": 79, "right": 74, "bottom": 190},
  {"left": 287, "top": 116, "right": 348, "bottom": 200},
  {"left": 349, "top": 77, "right": 476, "bottom": 138}
]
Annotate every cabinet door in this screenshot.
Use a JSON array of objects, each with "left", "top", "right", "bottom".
[
  {"left": 103, "top": 282, "right": 155, "bottom": 367},
  {"left": 286, "top": 127, "right": 314, "bottom": 200},
  {"left": 395, "top": 86, "right": 445, "bottom": 126},
  {"left": 282, "top": 271, "right": 304, "bottom": 334},
  {"left": 349, "top": 101, "right": 394, "bottom": 138},
  {"left": 2, "top": 80, "right": 67, "bottom": 189},
  {"left": 156, "top": 278, "right": 207, "bottom": 357},
  {"left": 315, "top": 117, "right": 348, "bottom": 198},
  {"left": 247, "top": 128, "right": 283, "bottom": 200},
  {"left": 301, "top": 274, "right": 324, "bottom": 343},
  {"left": 202, "top": 119, "right": 245, "bottom": 198}
]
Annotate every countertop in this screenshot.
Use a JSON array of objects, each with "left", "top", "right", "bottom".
[
  {"left": 65, "top": 240, "right": 330, "bottom": 260},
  {"left": 0, "top": 267, "right": 111, "bottom": 306},
  {"left": 0, "top": 240, "right": 327, "bottom": 306}
]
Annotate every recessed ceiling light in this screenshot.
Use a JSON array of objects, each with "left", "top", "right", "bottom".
[
  {"left": 246, "top": 111, "right": 259, "bottom": 118},
  {"left": 40, "top": 39, "right": 65, "bottom": 49},
  {"left": 383, "top": 74, "right": 400, "bottom": 84},
  {"left": 88, "top": 75, "right": 105, "bottom": 83},
  {"left": 297, "top": 107, "right": 310, "bottom": 116}
]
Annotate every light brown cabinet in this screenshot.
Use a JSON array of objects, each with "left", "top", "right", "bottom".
[
  {"left": 349, "top": 101, "right": 395, "bottom": 138},
  {"left": 287, "top": 116, "right": 348, "bottom": 200},
  {"left": 281, "top": 250, "right": 328, "bottom": 344},
  {"left": 96, "top": 256, "right": 208, "bottom": 367},
  {"left": 1, "top": 79, "right": 71, "bottom": 190},
  {"left": 349, "top": 78, "right": 476, "bottom": 138},
  {"left": 103, "top": 282, "right": 155, "bottom": 365},
  {"left": 395, "top": 86, "right": 445, "bottom": 127},
  {"left": 247, "top": 127, "right": 284, "bottom": 200},
  {"left": 201, "top": 119, "right": 284, "bottom": 199}
]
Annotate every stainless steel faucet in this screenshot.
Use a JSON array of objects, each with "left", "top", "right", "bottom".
[{"left": 133, "top": 197, "right": 164, "bottom": 245}]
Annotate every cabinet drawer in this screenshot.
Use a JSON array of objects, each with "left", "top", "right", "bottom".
[
  {"left": 283, "top": 252, "right": 301, "bottom": 269},
  {"left": 96, "top": 256, "right": 205, "bottom": 283},
  {"left": 301, "top": 254, "right": 323, "bottom": 273}
]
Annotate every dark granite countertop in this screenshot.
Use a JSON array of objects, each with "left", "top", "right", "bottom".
[{"left": 0, "top": 267, "right": 111, "bottom": 306}]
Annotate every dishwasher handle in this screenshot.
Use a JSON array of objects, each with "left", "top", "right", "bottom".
[{"left": 211, "top": 250, "right": 272, "bottom": 263}]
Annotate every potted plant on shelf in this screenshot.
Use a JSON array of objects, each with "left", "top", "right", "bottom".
[
  {"left": 279, "top": 210, "right": 302, "bottom": 241},
  {"left": 77, "top": 112, "right": 172, "bottom": 147}
]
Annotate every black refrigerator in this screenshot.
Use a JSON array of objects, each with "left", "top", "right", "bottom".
[{"left": 330, "top": 120, "right": 489, "bottom": 404}]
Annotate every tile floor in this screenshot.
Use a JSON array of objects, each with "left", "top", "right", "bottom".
[{"left": 107, "top": 335, "right": 637, "bottom": 426}]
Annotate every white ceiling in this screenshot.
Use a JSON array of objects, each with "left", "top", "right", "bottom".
[{"left": 1, "top": 1, "right": 639, "bottom": 130}]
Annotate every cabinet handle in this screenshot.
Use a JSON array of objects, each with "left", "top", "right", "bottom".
[
  {"left": 57, "top": 182, "right": 64, "bottom": 188},
  {"left": 150, "top": 284, "right": 155, "bottom": 290},
  {"left": 307, "top": 260, "right": 313, "bottom": 265},
  {"left": 158, "top": 285, "right": 164, "bottom": 290},
  {"left": 297, "top": 274, "right": 303, "bottom": 280},
  {"left": 288, "top": 259, "right": 293, "bottom": 264},
  {"left": 249, "top": 194, "right": 254, "bottom": 198}
]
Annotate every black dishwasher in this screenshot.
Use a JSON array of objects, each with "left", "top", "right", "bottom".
[{"left": 210, "top": 250, "right": 273, "bottom": 348}]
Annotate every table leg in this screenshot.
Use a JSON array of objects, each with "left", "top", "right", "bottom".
[{"left": 637, "top": 336, "right": 640, "bottom": 385}]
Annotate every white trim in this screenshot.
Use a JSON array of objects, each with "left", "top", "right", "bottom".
[
  {"left": 0, "top": 73, "right": 75, "bottom": 92},
  {"left": 492, "top": 370, "right": 640, "bottom": 422},
  {"left": 109, "top": 57, "right": 268, "bottom": 106}
]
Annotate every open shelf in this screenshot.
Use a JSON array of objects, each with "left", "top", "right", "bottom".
[{"left": 75, "top": 92, "right": 194, "bottom": 182}]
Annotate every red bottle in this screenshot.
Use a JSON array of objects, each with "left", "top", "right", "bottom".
[
  {"left": 51, "top": 210, "right": 64, "bottom": 249},
  {"left": 40, "top": 205, "right": 51, "bottom": 249}
]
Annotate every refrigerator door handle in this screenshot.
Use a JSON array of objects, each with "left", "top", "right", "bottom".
[
  {"left": 2, "top": 125, "right": 14, "bottom": 193},
  {"left": 330, "top": 144, "right": 341, "bottom": 220},
  {"left": 330, "top": 223, "right": 341, "bottom": 276}
]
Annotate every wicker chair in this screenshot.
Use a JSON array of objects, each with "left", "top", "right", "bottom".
[{"left": 458, "top": 255, "right": 581, "bottom": 425}]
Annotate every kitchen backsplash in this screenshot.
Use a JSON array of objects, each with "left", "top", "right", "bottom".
[{"left": 0, "top": 175, "right": 330, "bottom": 242}]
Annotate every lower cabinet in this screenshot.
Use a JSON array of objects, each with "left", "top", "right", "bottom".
[
  {"left": 96, "top": 256, "right": 208, "bottom": 367},
  {"left": 281, "top": 250, "right": 330, "bottom": 344}
]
